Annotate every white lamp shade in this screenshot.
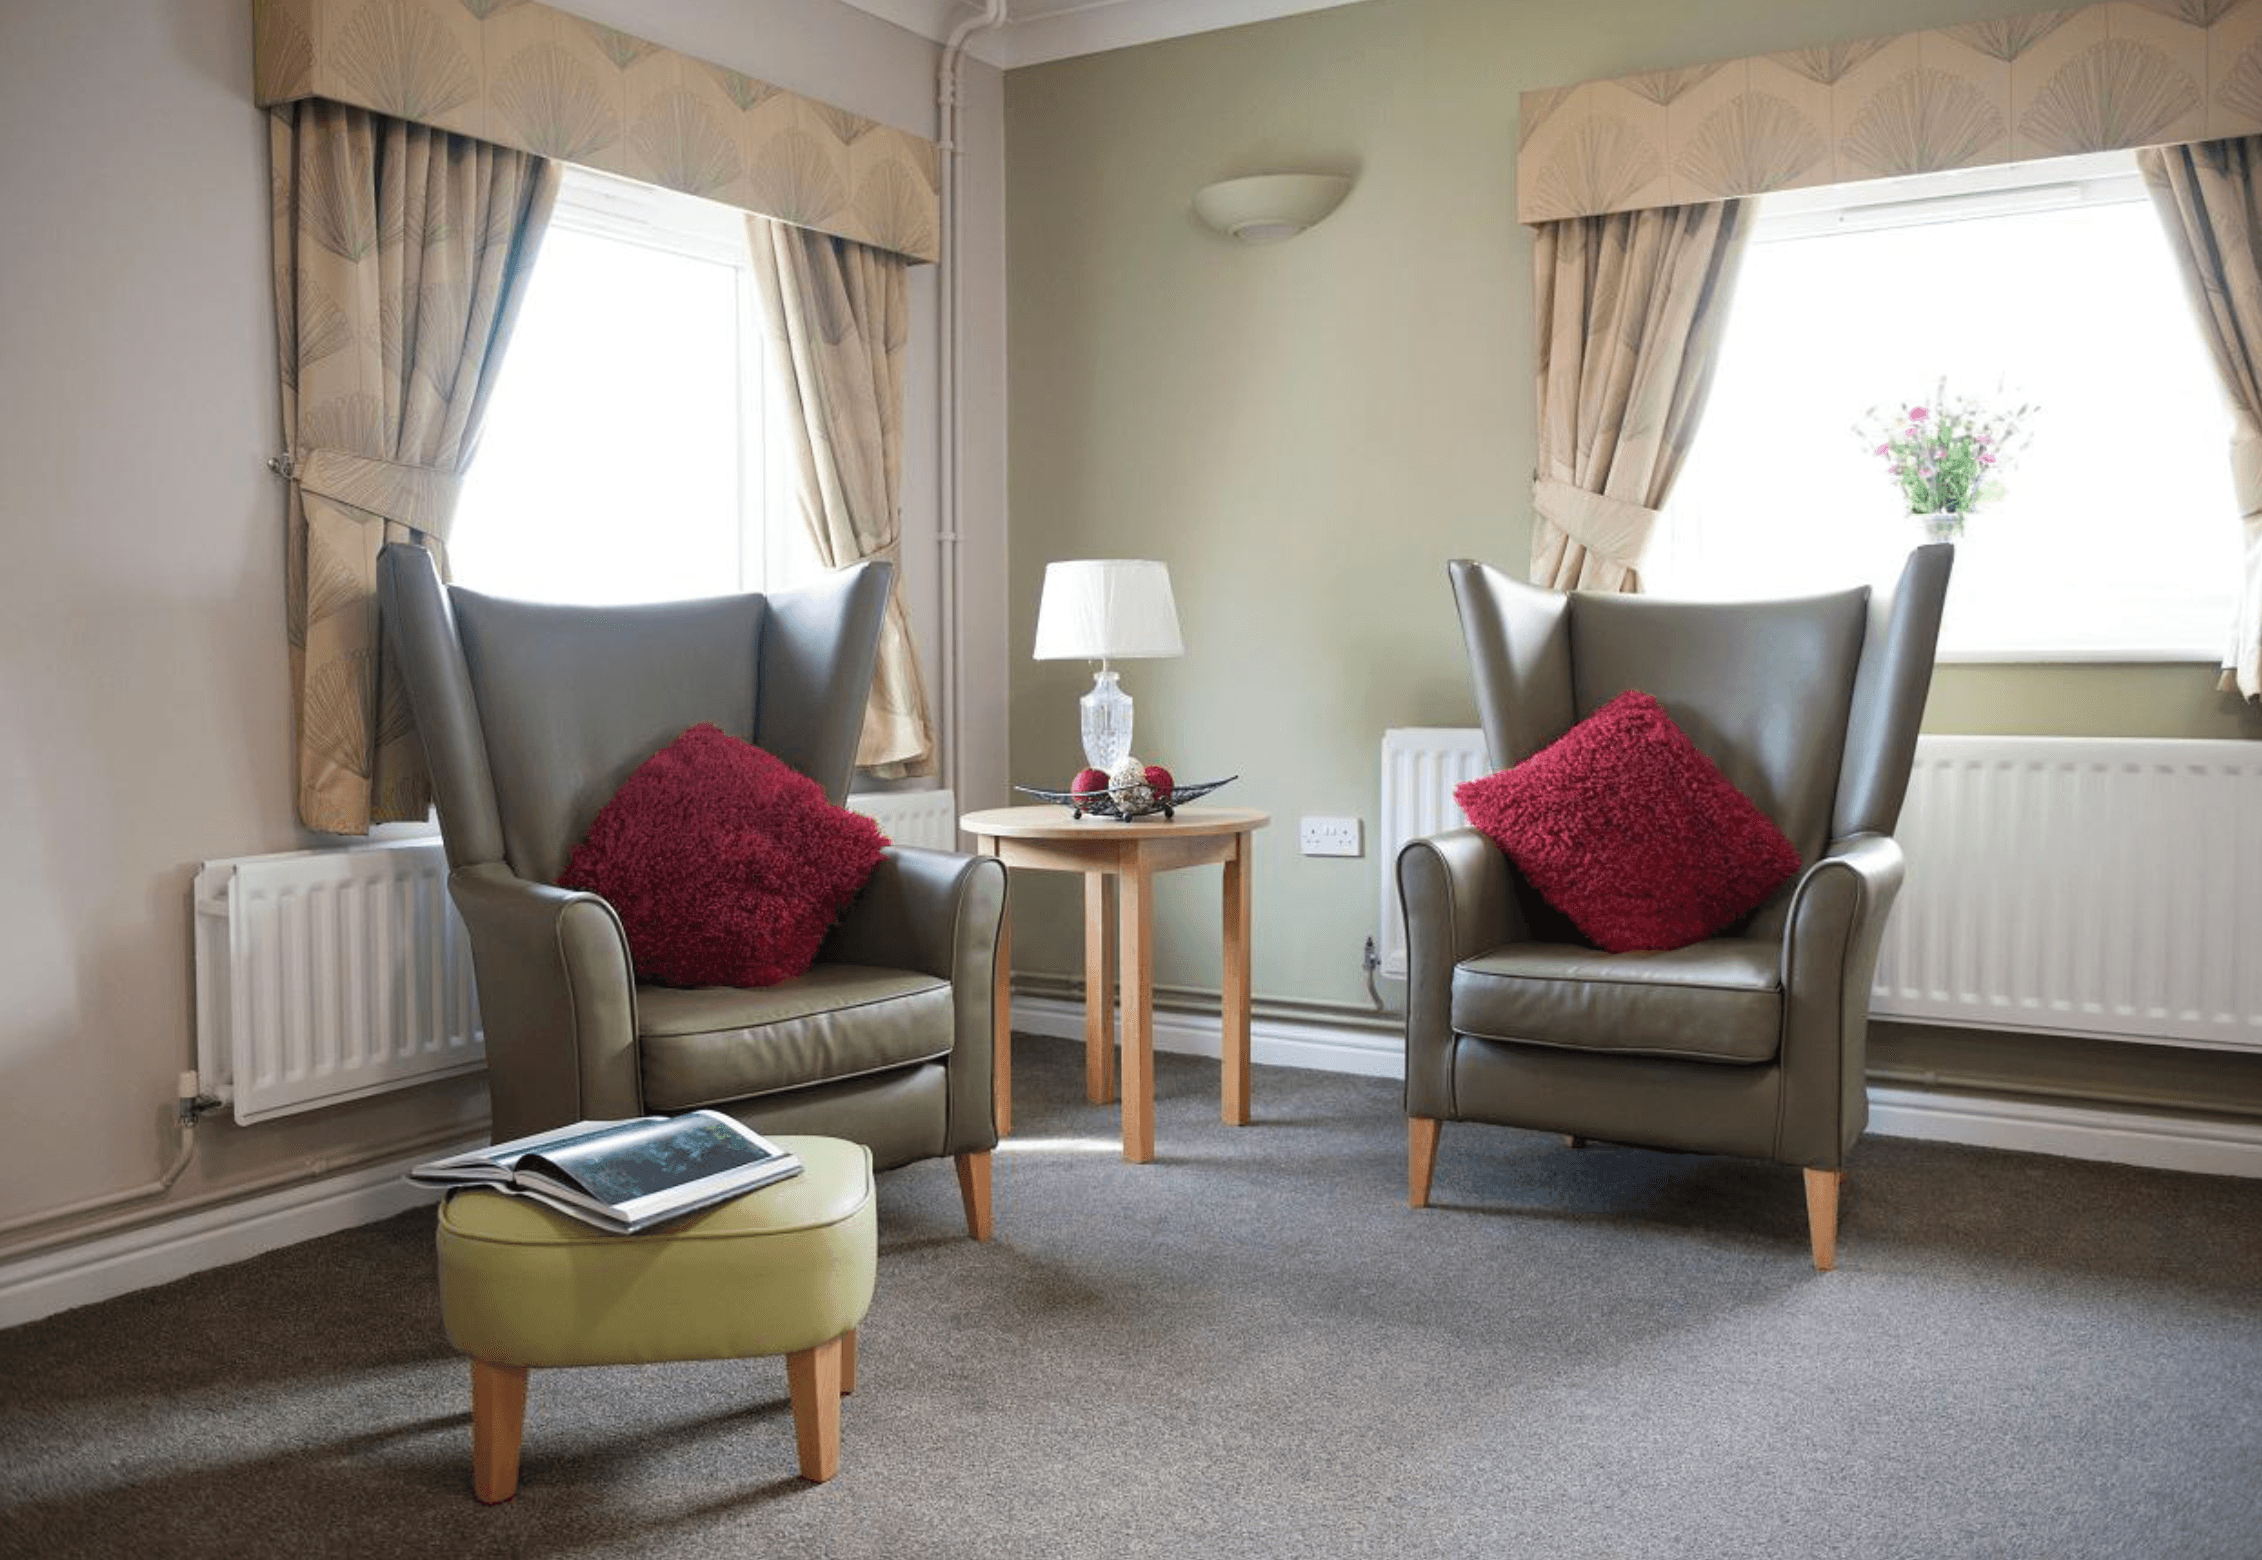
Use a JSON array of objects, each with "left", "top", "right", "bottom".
[{"left": 1033, "top": 559, "right": 1184, "bottom": 660}]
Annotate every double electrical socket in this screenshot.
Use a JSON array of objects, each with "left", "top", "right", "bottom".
[{"left": 1298, "top": 815, "right": 1363, "bottom": 857}]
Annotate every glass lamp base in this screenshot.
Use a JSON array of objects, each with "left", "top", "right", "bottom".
[{"left": 1080, "top": 668, "right": 1134, "bottom": 772}]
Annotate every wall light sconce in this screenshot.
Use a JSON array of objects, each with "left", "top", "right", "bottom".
[{"left": 1193, "top": 173, "right": 1353, "bottom": 244}]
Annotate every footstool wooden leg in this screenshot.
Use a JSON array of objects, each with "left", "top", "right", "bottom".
[
  {"left": 785, "top": 1335, "right": 845, "bottom": 1483},
  {"left": 840, "top": 1328, "right": 858, "bottom": 1397},
  {"left": 470, "top": 1360, "right": 528, "bottom": 1504}
]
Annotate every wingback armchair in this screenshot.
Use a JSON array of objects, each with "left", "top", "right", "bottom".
[
  {"left": 378, "top": 544, "right": 1006, "bottom": 1239},
  {"left": 1400, "top": 545, "right": 1952, "bottom": 1269}
]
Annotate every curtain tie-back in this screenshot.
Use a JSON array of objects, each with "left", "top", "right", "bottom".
[
  {"left": 1531, "top": 478, "right": 1660, "bottom": 566},
  {"left": 291, "top": 447, "right": 463, "bottom": 541},
  {"left": 2229, "top": 409, "right": 2262, "bottom": 526}
]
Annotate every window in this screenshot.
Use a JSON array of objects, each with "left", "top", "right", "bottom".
[
  {"left": 1654, "top": 151, "right": 2241, "bottom": 661},
  {"left": 451, "top": 167, "right": 811, "bottom": 605}
]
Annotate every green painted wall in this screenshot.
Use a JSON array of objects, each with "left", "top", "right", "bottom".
[{"left": 1003, "top": 0, "right": 2262, "bottom": 1108}]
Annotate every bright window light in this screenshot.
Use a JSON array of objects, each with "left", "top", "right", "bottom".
[
  {"left": 451, "top": 168, "right": 809, "bottom": 605},
  {"left": 1653, "top": 151, "right": 2241, "bottom": 662}
]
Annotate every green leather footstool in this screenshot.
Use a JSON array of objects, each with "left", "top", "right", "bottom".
[{"left": 435, "top": 1134, "right": 876, "bottom": 1500}]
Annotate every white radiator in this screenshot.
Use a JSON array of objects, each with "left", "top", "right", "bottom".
[
  {"left": 193, "top": 841, "right": 481, "bottom": 1124},
  {"left": 846, "top": 788, "right": 958, "bottom": 851},
  {"left": 1376, "top": 731, "right": 2262, "bottom": 1055},
  {"left": 192, "top": 791, "right": 958, "bottom": 1125},
  {"left": 1377, "top": 728, "right": 1493, "bottom": 979},
  {"left": 1873, "top": 736, "right": 2262, "bottom": 1053}
]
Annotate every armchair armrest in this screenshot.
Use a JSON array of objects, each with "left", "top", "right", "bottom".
[
  {"left": 1397, "top": 827, "right": 1522, "bottom": 1119},
  {"left": 447, "top": 862, "right": 642, "bottom": 1140},
  {"left": 822, "top": 846, "right": 1007, "bottom": 1153},
  {"left": 1775, "top": 832, "right": 1906, "bottom": 1169}
]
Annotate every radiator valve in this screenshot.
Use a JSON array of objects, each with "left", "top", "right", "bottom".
[{"left": 176, "top": 1071, "right": 224, "bottom": 1125}]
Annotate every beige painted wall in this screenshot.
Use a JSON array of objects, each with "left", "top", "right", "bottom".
[
  {"left": 1003, "top": 0, "right": 2262, "bottom": 1026},
  {"left": 0, "top": 0, "right": 1009, "bottom": 1254}
]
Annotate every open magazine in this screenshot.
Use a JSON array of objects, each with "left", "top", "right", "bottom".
[{"left": 410, "top": 1110, "right": 803, "bottom": 1234}]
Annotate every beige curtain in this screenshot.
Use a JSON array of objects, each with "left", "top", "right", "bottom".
[
  {"left": 2139, "top": 137, "right": 2262, "bottom": 700},
  {"left": 1530, "top": 198, "right": 1752, "bottom": 594},
  {"left": 750, "top": 217, "right": 935, "bottom": 776},
  {"left": 271, "top": 100, "right": 559, "bottom": 833}
]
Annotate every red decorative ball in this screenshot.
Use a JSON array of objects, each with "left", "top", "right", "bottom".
[
  {"left": 1143, "top": 764, "right": 1175, "bottom": 799},
  {"left": 1071, "top": 767, "right": 1110, "bottom": 798}
]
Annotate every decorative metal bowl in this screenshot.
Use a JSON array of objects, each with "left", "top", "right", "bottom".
[{"left": 1014, "top": 775, "right": 1238, "bottom": 822}]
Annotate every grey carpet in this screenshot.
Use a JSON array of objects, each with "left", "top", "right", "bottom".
[{"left": 3, "top": 1036, "right": 2259, "bottom": 1559}]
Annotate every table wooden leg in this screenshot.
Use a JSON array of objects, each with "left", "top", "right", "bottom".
[
  {"left": 986, "top": 840, "right": 1012, "bottom": 1139},
  {"left": 1084, "top": 871, "right": 1117, "bottom": 1104},
  {"left": 1221, "top": 830, "right": 1252, "bottom": 1126},
  {"left": 1119, "top": 860, "right": 1156, "bottom": 1164}
]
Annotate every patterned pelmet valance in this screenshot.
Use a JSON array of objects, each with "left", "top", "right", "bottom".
[
  {"left": 253, "top": 0, "right": 941, "bottom": 262},
  {"left": 1518, "top": 0, "right": 2262, "bottom": 224}
]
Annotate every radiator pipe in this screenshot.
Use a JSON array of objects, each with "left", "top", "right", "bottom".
[
  {"left": 0, "top": 1118, "right": 479, "bottom": 1264},
  {"left": 0, "top": 1115, "right": 199, "bottom": 1245},
  {"left": 934, "top": 0, "right": 1006, "bottom": 806},
  {"left": 1866, "top": 1064, "right": 2262, "bottom": 1121}
]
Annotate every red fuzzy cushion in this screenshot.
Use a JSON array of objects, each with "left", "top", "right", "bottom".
[
  {"left": 1454, "top": 690, "right": 1802, "bottom": 954},
  {"left": 559, "top": 723, "right": 887, "bottom": 988}
]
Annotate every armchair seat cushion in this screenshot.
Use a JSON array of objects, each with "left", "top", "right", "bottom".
[
  {"left": 1450, "top": 939, "right": 1782, "bottom": 1065},
  {"left": 638, "top": 964, "right": 953, "bottom": 1112}
]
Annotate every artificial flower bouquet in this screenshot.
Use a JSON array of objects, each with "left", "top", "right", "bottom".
[{"left": 1857, "top": 381, "right": 2035, "bottom": 523}]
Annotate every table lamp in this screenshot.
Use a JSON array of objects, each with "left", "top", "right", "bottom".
[{"left": 1032, "top": 559, "right": 1184, "bottom": 772}]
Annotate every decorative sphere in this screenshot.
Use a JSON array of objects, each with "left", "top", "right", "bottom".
[
  {"left": 1143, "top": 764, "right": 1174, "bottom": 799},
  {"left": 1070, "top": 767, "right": 1110, "bottom": 798},
  {"left": 1108, "top": 755, "right": 1156, "bottom": 813}
]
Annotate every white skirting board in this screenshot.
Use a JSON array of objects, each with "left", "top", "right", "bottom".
[
  {"left": 1864, "top": 1087, "right": 2262, "bottom": 1179},
  {"left": 0, "top": 1142, "right": 468, "bottom": 1331},
  {"left": 1007, "top": 995, "right": 2262, "bottom": 1178},
  {"left": 1007, "top": 993, "right": 1405, "bottom": 1080},
  {"left": 12, "top": 1009, "right": 2260, "bottom": 1329}
]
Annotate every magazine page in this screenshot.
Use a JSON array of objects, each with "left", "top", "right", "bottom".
[
  {"left": 407, "top": 1118, "right": 653, "bottom": 1187},
  {"left": 517, "top": 1112, "right": 792, "bottom": 1217}
]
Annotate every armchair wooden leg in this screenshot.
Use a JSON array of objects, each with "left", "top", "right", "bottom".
[
  {"left": 840, "top": 1328, "right": 858, "bottom": 1397},
  {"left": 470, "top": 1360, "right": 528, "bottom": 1504},
  {"left": 955, "top": 1149, "right": 993, "bottom": 1242},
  {"left": 1409, "top": 1117, "right": 1441, "bottom": 1209},
  {"left": 785, "top": 1335, "right": 845, "bottom": 1483},
  {"left": 1804, "top": 1167, "right": 1845, "bottom": 1272}
]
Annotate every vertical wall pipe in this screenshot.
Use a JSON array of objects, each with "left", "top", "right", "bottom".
[{"left": 937, "top": 0, "right": 1006, "bottom": 804}]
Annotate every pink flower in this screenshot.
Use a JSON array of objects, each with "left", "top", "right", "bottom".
[
  {"left": 1909, "top": 407, "right": 1930, "bottom": 421},
  {"left": 1981, "top": 453, "right": 1996, "bottom": 464},
  {"left": 1875, "top": 443, "right": 1890, "bottom": 456}
]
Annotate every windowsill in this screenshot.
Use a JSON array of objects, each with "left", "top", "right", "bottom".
[{"left": 1936, "top": 646, "right": 2223, "bottom": 665}]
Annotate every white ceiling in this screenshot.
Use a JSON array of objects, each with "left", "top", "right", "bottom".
[{"left": 837, "top": 0, "right": 1370, "bottom": 69}]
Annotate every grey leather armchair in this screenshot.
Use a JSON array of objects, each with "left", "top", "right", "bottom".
[
  {"left": 378, "top": 544, "right": 1006, "bottom": 1239},
  {"left": 1400, "top": 545, "right": 1952, "bottom": 1269}
]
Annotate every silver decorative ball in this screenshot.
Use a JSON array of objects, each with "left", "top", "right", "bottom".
[{"left": 1108, "top": 755, "right": 1156, "bottom": 814}]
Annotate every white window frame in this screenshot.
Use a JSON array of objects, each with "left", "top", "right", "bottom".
[
  {"left": 1657, "top": 150, "right": 2239, "bottom": 665},
  {"left": 454, "top": 166, "right": 801, "bottom": 603}
]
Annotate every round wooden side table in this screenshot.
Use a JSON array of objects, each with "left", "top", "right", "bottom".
[{"left": 959, "top": 805, "right": 1270, "bottom": 1163}]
